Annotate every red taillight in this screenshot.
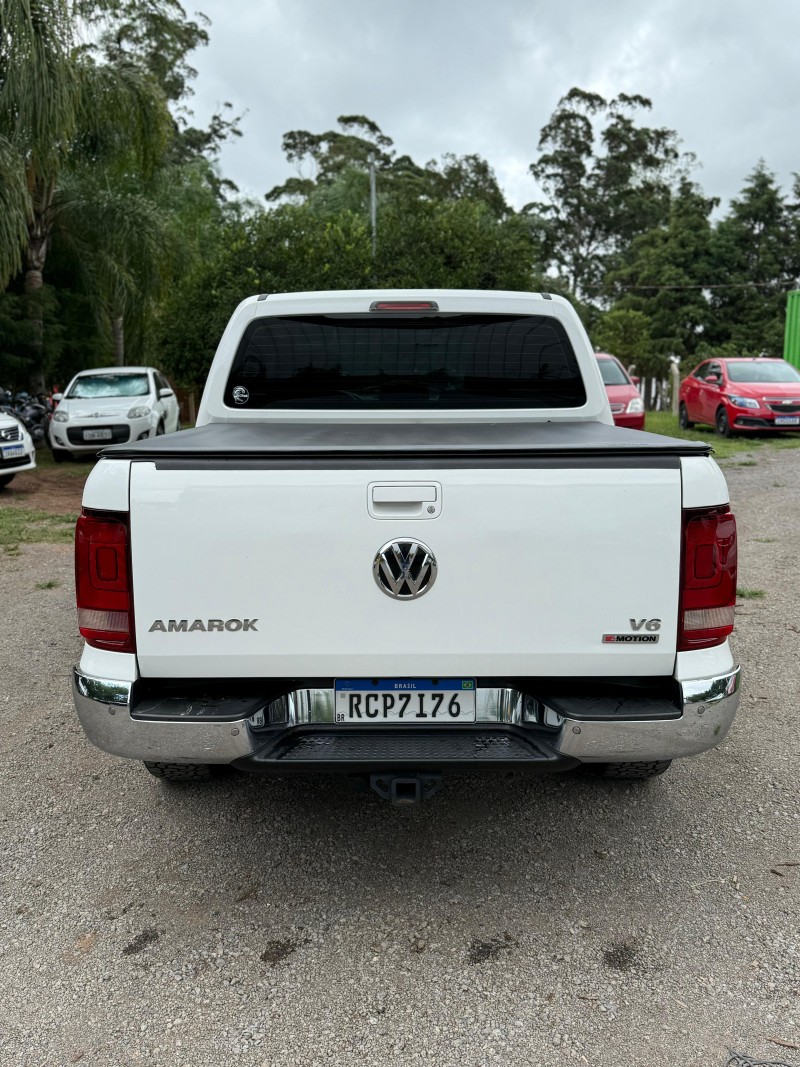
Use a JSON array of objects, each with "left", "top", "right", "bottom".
[
  {"left": 678, "top": 506, "right": 737, "bottom": 651},
  {"left": 75, "top": 509, "right": 135, "bottom": 653},
  {"left": 369, "top": 300, "right": 439, "bottom": 312}
]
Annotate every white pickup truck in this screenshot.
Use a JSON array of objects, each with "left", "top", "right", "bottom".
[{"left": 72, "top": 290, "right": 741, "bottom": 804}]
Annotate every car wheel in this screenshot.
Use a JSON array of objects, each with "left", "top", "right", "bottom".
[
  {"left": 0, "top": 474, "right": 15, "bottom": 489},
  {"left": 143, "top": 761, "right": 212, "bottom": 781},
  {"left": 50, "top": 448, "right": 69, "bottom": 463},
  {"left": 156, "top": 420, "right": 165, "bottom": 436},
  {"left": 678, "top": 402, "right": 694, "bottom": 430},
  {"left": 603, "top": 760, "right": 672, "bottom": 780},
  {"left": 715, "top": 407, "right": 734, "bottom": 438}
]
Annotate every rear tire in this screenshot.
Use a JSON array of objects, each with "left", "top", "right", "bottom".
[
  {"left": 715, "top": 407, "right": 734, "bottom": 438},
  {"left": 603, "top": 760, "right": 672, "bottom": 780},
  {"left": 0, "top": 474, "right": 15, "bottom": 488},
  {"left": 143, "top": 761, "right": 212, "bottom": 781},
  {"left": 678, "top": 403, "right": 694, "bottom": 430}
]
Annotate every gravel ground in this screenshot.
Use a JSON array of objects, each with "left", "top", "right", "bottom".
[{"left": 0, "top": 449, "right": 798, "bottom": 1067}]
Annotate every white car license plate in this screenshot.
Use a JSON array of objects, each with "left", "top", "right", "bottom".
[
  {"left": 1, "top": 443, "right": 25, "bottom": 459},
  {"left": 83, "top": 428, "right": 113, "bottom": 441},
  {"left": 335, "top": 679, "right": 476, "bottom": 724},
  {"left": 774, "top": 416, "right": 800, "bottom": 426}
]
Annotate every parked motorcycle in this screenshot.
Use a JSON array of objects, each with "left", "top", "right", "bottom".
[{"left": 5, "top": 392, "right": 50, "bottom": 444}]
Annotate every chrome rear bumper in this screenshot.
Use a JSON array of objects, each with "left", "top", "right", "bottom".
[{"left": 72, "top": 667, "right": 741, "bottom": 767}]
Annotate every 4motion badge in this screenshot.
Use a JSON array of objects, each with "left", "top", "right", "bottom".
[{"left": 603, "top": 618, "right": 661, "bottom": 644}]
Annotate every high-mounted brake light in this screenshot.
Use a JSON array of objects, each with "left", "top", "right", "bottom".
[
  {"left": 75, "top": 508, "right": 135, "bottom": 653},
  {"left": 678, "top": 506, "right": 737, "bottom": 651},
  {"left": 369, "top": 300, "right": 439, "bottom": 312}
]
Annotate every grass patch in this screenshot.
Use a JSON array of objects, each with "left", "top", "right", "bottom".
[
  {"left": 645, "top": 412, "right": 800, "bottom": 460},
  {"left": 35, "top": 579, "right": 61, "bottom": 590},
  {"left": 32, "top": 446, "right": 93, "bottom": 477},
  {"left": 737, "top": 588, "right": 766, "bottom": 600},
  {"left": 0, "top": 507, "right": 76, "bottom": 546}
]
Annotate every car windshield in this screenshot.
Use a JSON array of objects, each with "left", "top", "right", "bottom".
[
  {"left": 725, "top": 362, "right": 800, "bottom": 384},
  {"left": 67, "top": 374, "right": 149, "bottom": 399},
  {"left": 597, "top": 359, "right": 630, "bottom": 386},
  {"left": 225, "top": 314, "right": 587, "bottom": 409}
]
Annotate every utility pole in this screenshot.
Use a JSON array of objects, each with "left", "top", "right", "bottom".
[{"left": 369, "top": 153, "right": 377, "bottom": 260}]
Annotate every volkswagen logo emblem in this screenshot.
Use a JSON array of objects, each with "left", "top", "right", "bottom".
[{"left": 373, "top": 539, "right": 437, "bottom": 600}]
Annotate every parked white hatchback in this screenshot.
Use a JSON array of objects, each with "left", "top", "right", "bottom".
[
  {"left": 50, "top": 367, "right": 180, "bottom": 460},
  {"left": 0, "top": 410, "right": 36, "bottom": 488}
]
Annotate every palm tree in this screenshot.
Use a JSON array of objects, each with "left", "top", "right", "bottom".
[{"left": 0, "top": 0, "right": 169, "bottom": 388}]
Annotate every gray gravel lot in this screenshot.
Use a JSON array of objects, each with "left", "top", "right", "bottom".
[{"left": 1, "top": 448, "right": 798, "bottom": 1067}]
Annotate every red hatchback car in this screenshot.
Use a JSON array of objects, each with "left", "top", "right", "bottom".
[
  {"left": 678, "top": 357, "right": 800, "bottom": 437},
  {"left": 595, "top": 353, "right": 645, "bottom": 430}
]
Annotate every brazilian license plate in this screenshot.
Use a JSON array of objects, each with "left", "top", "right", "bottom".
[
  {"left": 334, "top": 679, "right": 476, "bottom": 724},
  {"left": 83, "top": 428, "right": 113, "bottom": 441},
  {"left": 774, "top": 416, "right": 800, "bottom": 426},
  {"left": 1, "top": 443, "right": 24, "bottom": 459}
]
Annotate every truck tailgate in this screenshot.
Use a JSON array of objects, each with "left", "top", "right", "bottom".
[{"left": 130, "top": 461, "right": 681, "bottom": 679}]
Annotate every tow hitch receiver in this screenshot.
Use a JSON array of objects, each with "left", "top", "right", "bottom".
[{"left": 369, "top": 773, "right": 442, "bottom": 806}]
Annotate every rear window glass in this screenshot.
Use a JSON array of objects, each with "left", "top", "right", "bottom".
[
  {"left": 597, "top": 358, "right": 630, "bottom": 386},
  {"left": 67, "top": 374, "right": 149, "bottom": 399},
  {"left": 225, "top": 314, "right": 587, "bottom": 409},
  {"left": 725, "top": 361, "right": 800, "bottom": 383}
]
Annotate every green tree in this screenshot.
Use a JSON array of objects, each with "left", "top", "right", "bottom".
[
  {"left": 83, "top": 0, "right": 242, "bottom": 196},
  {"left": 159, "top": 194, "right": 540, "bottom": 389},
  {"left": 706, "top": 163, "right": 800, "bottom": 355},
  {"left": 375, "top": 198, "right": 534, "bottom": 289},
  {"left": 606, "top": 179, "right": 718, "bottom": 361},
  {"left": 0, "top": 0, "right": 169, "bottom": 388},
  {"left": 266, "top": 115, "right": 398, "bottom": 202},
  {"left": 158, "top": 206, "right": 374, "bottom": 386},
  {"left": 592, "top": 307, "right": 653, "bottom": 365},
  {"left": 266, "top": 116, "right": 509, "bottom": 218},
  {"left": 526, "top": 88, "right": 686, "bottom": 299}
]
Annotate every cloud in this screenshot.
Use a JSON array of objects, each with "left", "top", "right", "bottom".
[{"left": 187, "top": 0, "right": 800, "bottom": 210}]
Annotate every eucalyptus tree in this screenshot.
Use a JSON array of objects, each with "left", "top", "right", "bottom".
[
  {"left": 0, "top": 0, "right": 169, "bottom": 387},
  {"left": 526, "top": 88, "right": 687, "bottom": 300}
]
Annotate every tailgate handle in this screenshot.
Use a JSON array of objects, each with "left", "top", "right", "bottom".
[
  {"left": 372, "top": 485, "right": 437, "bottom": 504},
  {"left": 369, "top": 482, "right": 441, "bottom": 519}
]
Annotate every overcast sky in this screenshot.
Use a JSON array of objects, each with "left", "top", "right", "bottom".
[{"left": 187, "top": 0, "right": 800, "bottom": 212}]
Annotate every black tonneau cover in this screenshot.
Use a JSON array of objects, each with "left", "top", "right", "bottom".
[{"left": 102, "top": 421, "right": 712, "bottom": 467}]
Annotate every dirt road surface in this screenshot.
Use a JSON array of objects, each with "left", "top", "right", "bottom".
[{"left": 0, "top": 450, "right": 798, "bottom": 1067}]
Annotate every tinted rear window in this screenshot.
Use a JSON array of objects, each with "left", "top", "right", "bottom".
[{"left": 225, "top": 314, "right": 586, "bottom": 409}]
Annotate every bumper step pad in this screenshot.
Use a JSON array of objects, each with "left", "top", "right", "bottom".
[{"left": 237, "top": 727, "right": 577, "bottom": 773}]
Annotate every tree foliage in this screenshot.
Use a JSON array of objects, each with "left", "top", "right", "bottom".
[
  {"left": 0, "top": 0, "right": 238, "bottom": 387},
  {"left": 526, "top": 89, "right": 685, "bottom": 299},
  {"left": 159, "top": 195, "right": 537, "bottom": 388},
  {"left": 3, "top": 24, "right": 800, "bottom": 399},
  {"left": 607, "top": 180, "right": 719, "bottom": 361},
  {"left": 592, "top": 307, "right": 663, "bottom": 380},
  {"left": 705, "top": 164, "right": 800, "bottom": 356}
]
